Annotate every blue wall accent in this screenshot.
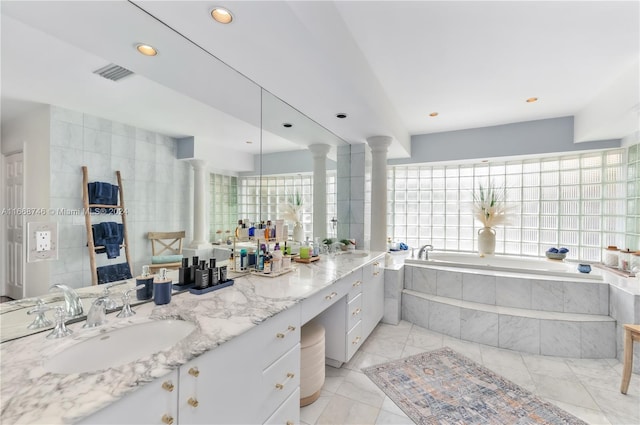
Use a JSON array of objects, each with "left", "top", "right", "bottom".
[{"left": 389, "top": 116, "right": 621, "bottom": 165}]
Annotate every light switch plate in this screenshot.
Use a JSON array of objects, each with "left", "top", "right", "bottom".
[{"left": 27, "top": 222, "right": 58, "bottom": 262}]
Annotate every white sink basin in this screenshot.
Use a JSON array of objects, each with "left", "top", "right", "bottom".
[{"left": 44, "top": 320, "right": 196, "bottom": 374}]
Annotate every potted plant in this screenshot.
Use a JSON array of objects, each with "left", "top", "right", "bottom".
[
  {"left": 340, "top": 239, "right": 355, "bottom": 251},
  {"left": 280, "top": 191, "right": 304, "bottom": 242},
  {"left": 473, "top": 183, "right": 510, "bottom": 256}
]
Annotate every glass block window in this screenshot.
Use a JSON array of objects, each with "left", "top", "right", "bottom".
[
  {"left": 209, "top": 173, "right": 238, "bottom": 242},
  {"left": 237, "top": 172, "right": 337, "bottom": 241},
  {"left": 627, "top": 143, "right": 640, "bottom": 250},
  {"left": 388, "top": 148, "right": 628, "bottom": 262}
]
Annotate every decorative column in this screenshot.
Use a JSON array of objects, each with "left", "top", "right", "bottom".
[
  {"left": 366, "top": 136, "right": 392, "bottom": 252},
  {"left": 189, "top": 159, "right": 210, "bottom": 249},
  {"left": 308, "top": 144, "right": 331, "bottom": 242}
]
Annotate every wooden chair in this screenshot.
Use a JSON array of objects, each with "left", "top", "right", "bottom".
[
  {"left": 148, "top": 231, "right": 185, "bottom": 273},
  {"left": 620, "top": 323, "right": 640, "bottom": 394}
]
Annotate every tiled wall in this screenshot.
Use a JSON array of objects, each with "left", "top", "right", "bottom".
[
  {"left": 49, "top": 106, "right": 193, "bottom": 288},
  {"left": 347, "top": 144, "right": 368, "bottom": 249},
  {"left": 626, "top": 143, "right": 639, "bottom": 250}
]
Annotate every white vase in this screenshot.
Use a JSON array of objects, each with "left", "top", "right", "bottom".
[
  {"left": 293, "top": 222, "right": 304, "bottom": 243},
  {"left": 478, "top": 227, "right": 496, "bottom": 257}
]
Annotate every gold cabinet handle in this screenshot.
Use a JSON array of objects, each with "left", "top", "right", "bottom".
[
  {"left": 352, "top": 336, "right": 361, "bottom": 345},
  {"left": 352, "top": 280, "right": 362, "bottom": 287},
  {"left": 286, "top": 421, "right": 294, "bottom": 425},
  {"left": 325, "top": 291, "right": 338, "bottom": 301},
  {"left": 275, "top": 372, "right": 295, "bottom": 390},
  {"left": 188, "top": 397, "right": 199, "bottom": 408},
  {"left": 161, "top": 381, "right": 174, "bottom": 392},
  {"left": 352, "top": 307, "right": 362, "bottom": 316},
  {"left": 276, "top": 325, "right": 296, "bottom": 339},
  {"left": 188, "top": 367, "right": 200, "bottom": 377},
  {"left": 373, "top": 262, "right": 380, "bottom": 275},
  {"left": 161, "top": 414, "right": 174, "bottom": 425}
]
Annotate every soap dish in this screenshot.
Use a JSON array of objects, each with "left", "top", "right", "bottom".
[{"left": 189, "top": 279, "right": 234, "bottom": 295}]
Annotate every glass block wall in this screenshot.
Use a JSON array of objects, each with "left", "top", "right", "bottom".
[
  {"left": 236, "top": 172, "right": 338, "bottom": 241},
  {"left": 209, "top": 173, "right": 238, "bottom": 241},
  {"left": 627, "top": 143, "right": 640, "bottom": 249},
  {"left": 388, "top": 148, "right": 629, "bottom": 262}
]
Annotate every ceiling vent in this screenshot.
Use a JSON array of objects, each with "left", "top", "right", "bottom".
[{"left": 93, "top": 63, "right": 134, "bottom": 82}]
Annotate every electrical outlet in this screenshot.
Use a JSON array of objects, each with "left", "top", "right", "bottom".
[
  {"left": 27, "top": 222, "right": 58, "bottom": 262},
  {"left": 36, "top": 231, "right": 51, "bottom": 251}
]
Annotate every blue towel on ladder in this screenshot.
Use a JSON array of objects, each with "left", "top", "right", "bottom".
[
  {"left": 92, "top": 222, "right": 123, "bottom": 259},
  {"left": 97, "top": 263, "right": 132, "bottom": 284},
  {"left": 88, "top": 182, "right": 119, "bottom": 212}
]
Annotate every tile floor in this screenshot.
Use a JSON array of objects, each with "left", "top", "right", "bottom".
[{"left": 300, "top": 321, "right": 640, "bottom": 425}]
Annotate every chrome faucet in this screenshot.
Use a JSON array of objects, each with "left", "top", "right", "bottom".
[
  {"left": 49, "top": 284, "right": 84, "bottom": 318},
  {"left": 83, "top": 296, "right": 110, "bottom": 328},
  {"left": 418, "top": 244, "right": 434, "bottom": 260}
]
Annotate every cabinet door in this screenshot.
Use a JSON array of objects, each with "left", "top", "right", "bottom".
[
  {"left": 179, "top": 327, "right": 262, "bottom": 425},
  {"left": 76, "top": 370, "right": 178, "bottom": 425},
  {"left": 362, "top": 260, "right": 384, "bottom": 339}
]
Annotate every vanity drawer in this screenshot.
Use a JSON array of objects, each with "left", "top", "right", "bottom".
[
  {"left": 263, "top": 387, "right": 300, "bottom": 425},
  {"left": 254, "top": 303, "right": 301, "bottom": 370},
  {"left": 347, "top": 269, "right": 364, "bottom": 301},
  {"left": 261, "top": 343, "right": 301, "bottom": 418},
  {"left": 300, "top": 279, "right": 350, "bottom": 325},
  {"left": 347, "top": 292, "right": 363, "bottom": 331},
  {"left": 346, "top": 321, "right": 363, "bottom": 361}
]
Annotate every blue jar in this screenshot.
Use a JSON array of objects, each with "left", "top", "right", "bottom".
[
  {"left": 578, "top": 263, "right": 591, "bottom": 274},
  {"left": 153, "top": 268, "right": 172, "bottom": 305}
]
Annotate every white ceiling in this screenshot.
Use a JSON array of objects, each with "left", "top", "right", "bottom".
[{"left": 2, "top": 1, "right": 639, "bottom": 161}]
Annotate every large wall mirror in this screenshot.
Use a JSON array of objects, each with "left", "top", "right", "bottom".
[{"left": 0, "top": 1, "right": 350, "bottom": 340}]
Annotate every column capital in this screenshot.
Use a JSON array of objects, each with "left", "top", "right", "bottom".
[
  {"left": 189, "top": 159, "right": 207, "bottom": 170},
  {"left": 366, "top": 136, "right": 392, "bottom": 152},
  {"left": 308, "top": 143, "right": 331, "bottom": 158}
]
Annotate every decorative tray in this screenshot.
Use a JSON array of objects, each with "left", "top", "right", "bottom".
[
  {"left": 249, "top": 268, "right": 294, "bottom": 278},
  {"left": 188, "top": 279, "right": 234, "bottom": 295},
  {"left": 172, "top": 282, "right": 195, "bottom": 291},
  {"left": 294, "top": 256, "right": 320, "bottom": 263}
]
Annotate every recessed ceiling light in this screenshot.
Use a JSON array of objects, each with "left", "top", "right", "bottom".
[
  {"left": 283, "top": 123, "right": 293, "bottom": 128},
  {"left": 526, "top": 97, "right": 538, "bottom": 103},
  {"left": 211, "top": 7, "right": 233, "bottom": 24},
  {"left": 136, "top": 44, "right": 158, "bottom": 56},
  {"left": 245, "top": 141, "right": 253, "bottom": 144},
  {"left": 336, "top": 113, "right": 347, "bottom": 119},
  {"left": 429, "top": 112, "right": 439, "bottom": 117}
]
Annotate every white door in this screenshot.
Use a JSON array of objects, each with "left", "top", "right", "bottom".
[{"left": 4, "top": 152, "right": 24, "bottom": 299}]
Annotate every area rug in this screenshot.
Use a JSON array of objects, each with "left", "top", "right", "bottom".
[{"left": 362, "top": 347, "right": 587, "bottom": 425}]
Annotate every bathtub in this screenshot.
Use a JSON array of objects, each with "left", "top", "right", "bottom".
[{"left": 405, "top": 252, "right": 602, "bottom": 281}]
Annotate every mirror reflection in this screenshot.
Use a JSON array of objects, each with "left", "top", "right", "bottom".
[{"left": 0, "top": 1, "right": 349, "bottom": 341}]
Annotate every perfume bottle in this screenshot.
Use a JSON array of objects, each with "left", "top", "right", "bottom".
[
  {"left": 194, "top": 260, "right": 209, "bottom": 289},
  {"left": 178, "top": 257, "right": 191, "bottom": 285}
]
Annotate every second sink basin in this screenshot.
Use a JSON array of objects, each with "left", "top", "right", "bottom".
[{"left": 44, "top": 320, "right": 196, "bottom": 374}]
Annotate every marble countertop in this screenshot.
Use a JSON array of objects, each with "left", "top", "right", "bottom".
[{"left": 0, "top": 251, "right": 384, "bottom": 425}]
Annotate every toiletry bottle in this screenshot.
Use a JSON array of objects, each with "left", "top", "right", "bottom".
[
  {"left": 209, "top": 258, "right": 219, "bottom": 286},
  {"left": 257, "top": 249, "right": 264, "bottom": 271},
  {"left": 219, "top": 265, "right": 227, "bottom": 282},
  {"left": 153, "top": 268, "right": 172, "bottom": 305},
  {"left": 136, "top": 265, "right": 154, "bottom": 300},
  {"left": 264, "top": 220, "right": 271, "bottom": 240},
  {"left": 235, "top": 250, "right": 242, "bottom": 271},
  {"left": 240, "top": 249, "right": 247, "bottom": 271},
  {"left": 195, "top": 260, "right": 209, "bottom": 289},
  {"left": 264, "top": 256, "right": 271, "bottom": 273},
  {"left": 190, "top": 256, "right": 199, "bottom": 282},
  {"left": 248, "top": 222, "right": 255, "bottom": 239},
  {"left": 235, "top": 219, "right": 243, "bottom": 239},
  {"left": 178, "top": 257, "right": 191, "bottom": 285}
]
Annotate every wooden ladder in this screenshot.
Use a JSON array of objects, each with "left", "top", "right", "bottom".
[{"left": 81, "top": 166, "right": 132, "bottom": 286}]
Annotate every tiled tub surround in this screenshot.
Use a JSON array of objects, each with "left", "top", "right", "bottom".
[
  {"left": 0, "top": 252, "right": 384, "bottom": 425},
  {"left": 402, "top": 263, "right": 640, "bottom": 366}
]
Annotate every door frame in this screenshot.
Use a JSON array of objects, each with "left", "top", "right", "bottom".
[{"left": 2, "top": 150, "right": 25, "bottom": 299}]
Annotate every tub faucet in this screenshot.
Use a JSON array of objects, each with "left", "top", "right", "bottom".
[
  {"left": 49, "top": 284, "right": 84, "bottom": 318},
  {"left": 418, "top": 244, "right": 434, "bottom": 260}
]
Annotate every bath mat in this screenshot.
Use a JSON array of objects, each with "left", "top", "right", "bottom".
[{"left": 363, "top": 347, "right": 587, "bottom": 425}]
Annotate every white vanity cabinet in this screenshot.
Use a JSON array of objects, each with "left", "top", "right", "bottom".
[
  {"left": 315, "top": 256, "right": 385, "bottom": 366},
  {"left": 76, "top": 369, "right": 179, "bottom": 425},
  {"left": 179, "top": 303, "right": 301, "bottom": 425}
]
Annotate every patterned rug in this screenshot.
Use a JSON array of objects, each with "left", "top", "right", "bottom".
[{"left": 363, "top": 347, "right": 587, "bottom": 425}]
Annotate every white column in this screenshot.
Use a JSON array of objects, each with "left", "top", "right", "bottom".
[
  {"left": 308, "top": 144, "right": 331, "bottom": 242},
  {"left": 366, "top": 136, "right": 392, "bottom": 252},
  {"left": 189, "top": 159, "right": 211, "bottom": 249}
]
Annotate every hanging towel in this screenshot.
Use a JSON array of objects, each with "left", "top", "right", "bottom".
[
  {"left": 92, "top": 222, "right": 123, "bottom": 259},
  {"left": 88, "top": 182, "right": 119, "bottom": 212},
  {"left": 97, "top": 263, "right": 132, "bottom": 284}
]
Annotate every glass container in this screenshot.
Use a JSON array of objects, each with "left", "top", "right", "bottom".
[
  {"left": 619, "top": 248, "right": 633, "bottom": 272},
  {"left": 603, "top": 246, "right": 619, "bottom": 268}
]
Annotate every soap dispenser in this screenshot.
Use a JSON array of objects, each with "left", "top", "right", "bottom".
[
  {"left": 136, "top": 265, "right": 154, "bottom": 300},
  {"left": 153, "top": 268, "right": 172, "bottom": 305}
]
